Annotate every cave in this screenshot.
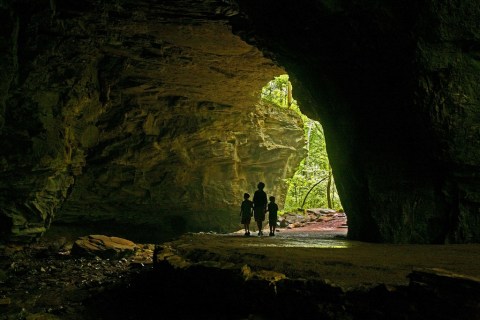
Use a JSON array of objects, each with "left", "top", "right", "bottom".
[
  {"left": 1, "top": 0, "right": 480, "bottom": 319},
  {"left": 2, "top": 0, "right": 480, "bottom": 245}
]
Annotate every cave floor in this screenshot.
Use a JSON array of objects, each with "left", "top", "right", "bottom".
[
  {"left": 170, "top": 229, "right": 480, "bottom": 288},
  {"left": 1, "top": 222, "right": 480, "bottom": 319}
]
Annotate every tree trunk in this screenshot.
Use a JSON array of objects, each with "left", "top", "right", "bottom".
[
  {"left": 327, "top": 167, "right": 332, "bottom": 208},
  {"left": 287, "top": 80, "right": 293, "bottom": 107},
  {"left": 301, "top": 177, "right": 328, "bottom": 209},
  {"left": 305, "top": 121, "right": 313, "bottom": 179}
]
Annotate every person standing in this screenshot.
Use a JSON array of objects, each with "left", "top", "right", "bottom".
[
  {"left": 253, "top": 182, "right": 268, "bottom": 236},
  {"left": 240, "top": 193, "right": 253, "bottom": 236},
  {"left": 267, "top": 196, "right": 279, "bottom": 236}
]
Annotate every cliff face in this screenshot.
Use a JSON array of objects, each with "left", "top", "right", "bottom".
[
  {"left": 2, "top": 0, "right": 480, "bottom": 244},
  {"left": 0, "top": 0, "right": 305, "bottom": 242},
  {"left": 59, "top": 102, "right": 304, "bottom": 235}
]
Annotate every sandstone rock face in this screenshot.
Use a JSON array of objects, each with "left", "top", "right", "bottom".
[
  {"left": 59, "top": 102, "right": 304, "bottom": 234},
  {"left": 71, "top": 234, "right": 137, "bottom": 259},
  {"left": 0, "top": 0, "right": 304, "bottom": 242}
]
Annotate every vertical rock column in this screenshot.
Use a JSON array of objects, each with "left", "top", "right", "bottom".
[{"left": 0, "top": 3, "right": 103, "bottom": 242}]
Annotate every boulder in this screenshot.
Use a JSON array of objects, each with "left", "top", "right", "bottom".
[{"left": 71, "top": 235, "right": 137, "bottom": 259}]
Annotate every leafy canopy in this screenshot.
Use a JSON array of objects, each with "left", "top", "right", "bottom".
[
  {"left": 260, "top": 75, "right": 343, "bottom": 213},
  {"left": 261, "top": 74, "right": 302, "bottom": 115}
]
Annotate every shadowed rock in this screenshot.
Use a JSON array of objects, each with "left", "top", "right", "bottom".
[{"left": 71, "top": 235, "right": 137, "bottom": 259}]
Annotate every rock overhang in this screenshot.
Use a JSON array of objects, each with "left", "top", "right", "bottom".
[{"left": 0, "top": 0, "right": 305, "bottom": 242}]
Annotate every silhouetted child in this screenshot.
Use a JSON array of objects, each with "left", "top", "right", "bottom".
[
  {"left": 253, "top": 182, "right": 268, "bottom": 236},
  {"left": 267, "top": 196, "right": 279, "bottom": 236},
  {"left": 240, "top": 193, "right": 253, "bottom": 236}
]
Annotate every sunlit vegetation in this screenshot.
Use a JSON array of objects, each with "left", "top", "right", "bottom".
[
  {"left": 260, "top": 75, "right": 343, "bottom": 213},
  {"left": 261, "top": 74, "right": 302, "bottom": 114}
]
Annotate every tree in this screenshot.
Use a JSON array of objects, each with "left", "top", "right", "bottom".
[
  {"left": 260, "top": 75, "right": 343, "bottom": 213},
  {"left": 283, "top": 120, "right": 341, "bottom": 211},
  {"left": 261, "top": 75, "right": 301, "bottom": 114}
]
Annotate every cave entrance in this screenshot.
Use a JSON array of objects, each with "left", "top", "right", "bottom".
[{"left": 260, "top": 75, "right": 346, "bottom": 234}]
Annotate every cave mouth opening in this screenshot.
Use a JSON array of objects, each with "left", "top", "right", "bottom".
[{"left": 260, "top": 75, "right": 345, "bottom": 231}]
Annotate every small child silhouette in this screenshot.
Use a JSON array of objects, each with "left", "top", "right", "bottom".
[
  {"left": 267, "top": 196, "right": 279, "bottom": 236},
  {"left": 240, "top": 193, "right": 253, "bottom": 236}
]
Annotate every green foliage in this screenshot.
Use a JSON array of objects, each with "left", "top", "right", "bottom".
[
  {"left": 283, "top": 120, "right": 342, "bottom": 212},
  {"left": 261, "top": 74, "right": 302, "bottom": 115},
  {"left": 261, "top": 75, "right": 343, "bottom": 212}
]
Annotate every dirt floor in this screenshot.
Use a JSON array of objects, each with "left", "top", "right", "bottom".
[
  {"left": 170, "top": 221, "right": 480, "bottom": 288},
  {"left": 1, "top": 216, "right": 480, "bottom": 319}
]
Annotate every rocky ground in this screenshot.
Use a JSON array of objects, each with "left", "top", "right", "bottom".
[
  {"left": 0, "top": 237, "right": 154, "bottom": 320},
  {"left": 1, "top": 210, "right": 479, "bottom": 319},
  {"left": 245, "top": 208, "right": 349, "bottom": 237}
]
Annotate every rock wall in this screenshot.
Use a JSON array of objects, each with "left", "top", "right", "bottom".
[
  {"left": 0, "top": 0, "right": 305, "bottom": 242},
  {"left": 59, "top": 101, "right": 304, "bottom": 234},
  {"left": 235, "top": 0, "right": 480, "bottom": 243}
]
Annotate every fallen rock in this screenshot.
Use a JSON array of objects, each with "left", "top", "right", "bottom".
[
  {"left": 25, "top": 312, "right": 61, "bottom": 320},
  {"left": 306, "top": 208, "right": 336, "bottom": 215},
  {"left": 241, "top": 265, "right": 286, "bottom": 283},
  {"left": 279, "top": 218, "right": 289, "bottom": 228},
  {"left": 408, "top": 268, "right": 480, "bottom": 319},
  {"left": 71, "top": 235, "right": 137, "bottom": 259},
  {"left": 292, "top": 222, "right": 304, "bottom": 228}
]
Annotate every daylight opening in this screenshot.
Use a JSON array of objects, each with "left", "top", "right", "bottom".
[{"left": 260, "top": 75, "right": 346, "bottom": 233}]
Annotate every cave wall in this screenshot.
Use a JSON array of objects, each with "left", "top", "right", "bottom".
[
  {"left": 2, "top": 0, "right": 480, "bottom": 244},
  {"left": 235, "top": 0, "right": 480, "bottom": 243},
  {"left": 59, "top": 101, "right": 304, "bottom": 235},
  {"left": 0, "top": 0, "right": 305, "bottom": 242}
]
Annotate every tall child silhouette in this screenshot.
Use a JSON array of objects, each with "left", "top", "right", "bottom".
[{"left": 253, "top": 182, "right": 268, "bottom": 236}]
